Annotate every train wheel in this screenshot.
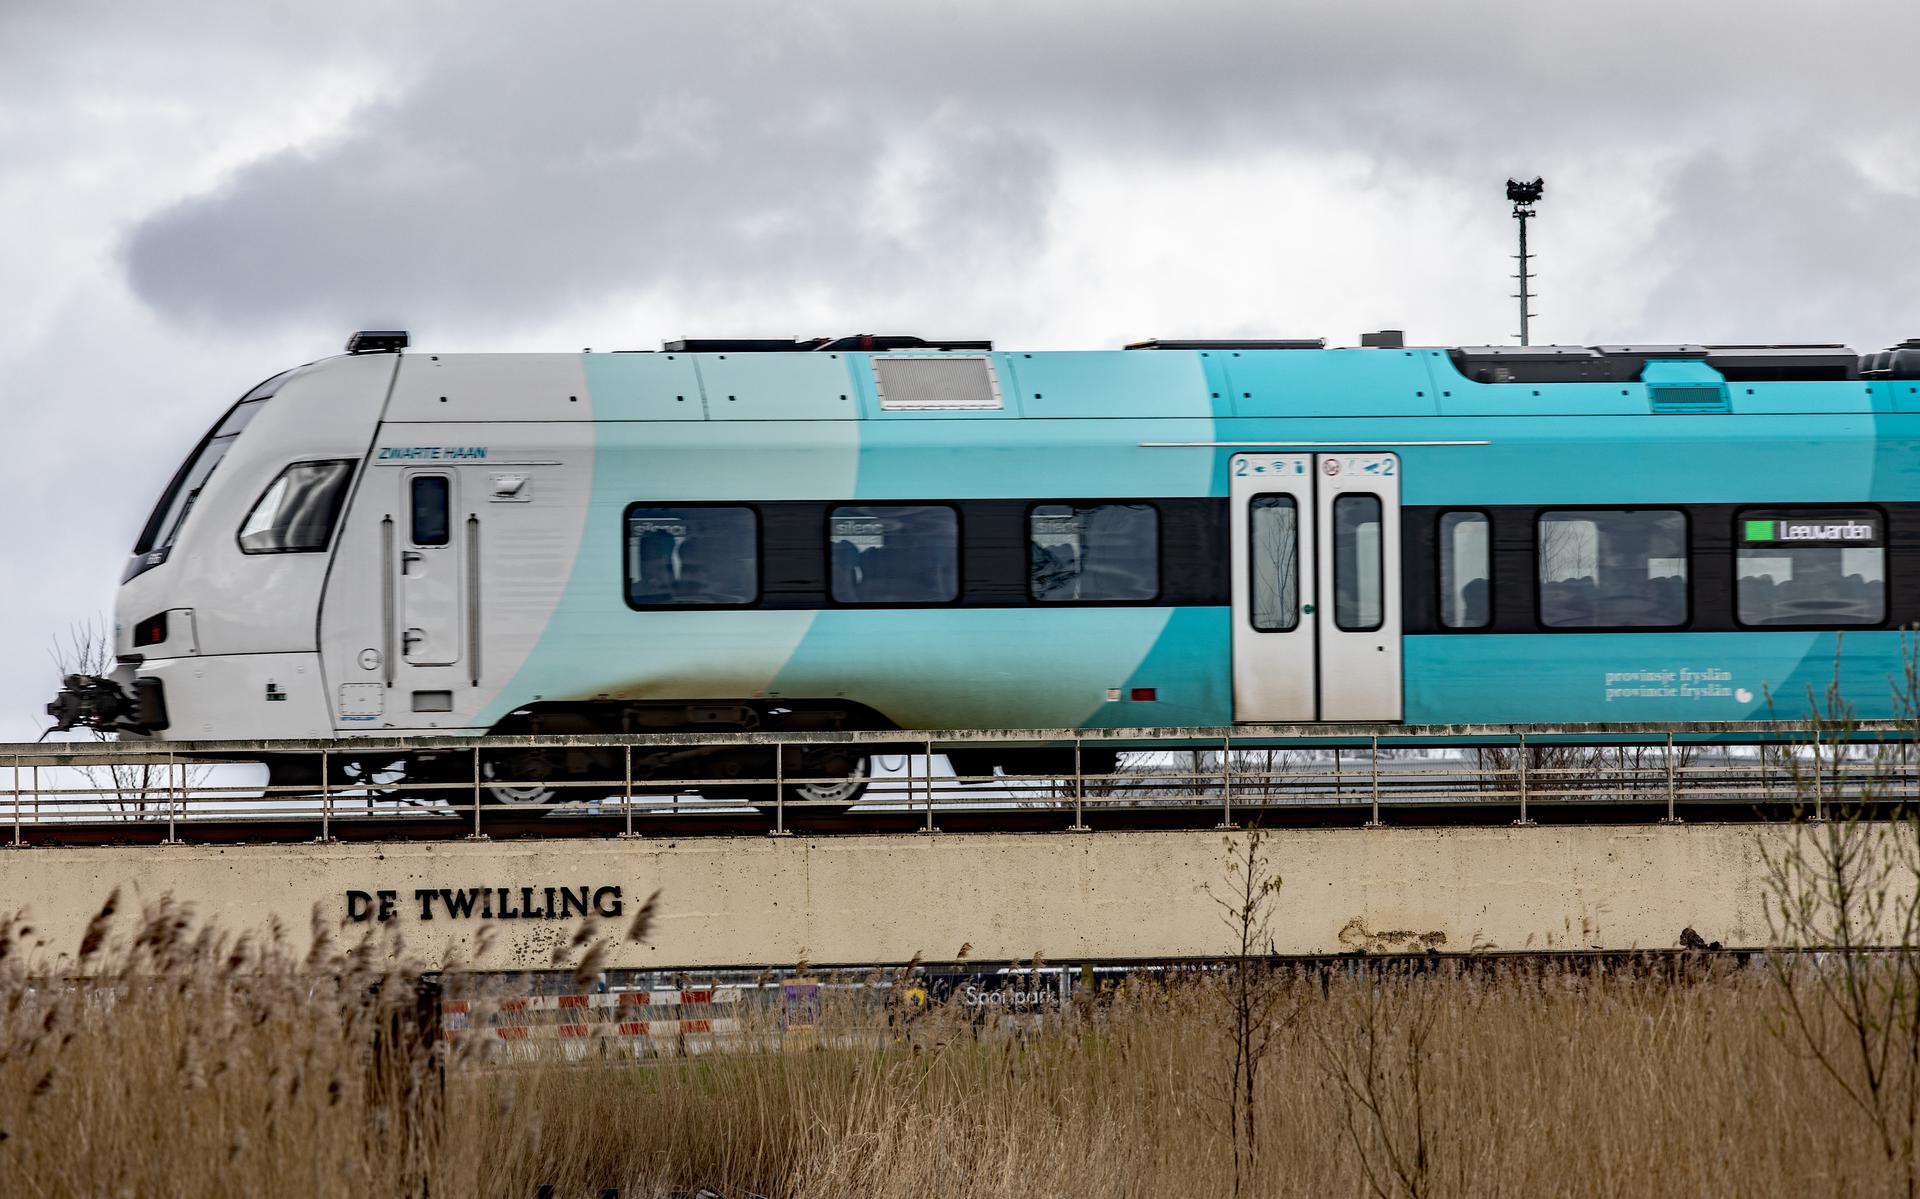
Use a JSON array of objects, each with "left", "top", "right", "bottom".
[
  {"left": 340, "top": 757, "right": 411, "bottom": 803},
  {"left": 792, "top": 754, "right": 870, "bottom": 806},
  {"left": 751, "top": 754, "right": 870, "bottom": 821},
  {"left": 479, "top": 754, "right": 560, "bottom": 807}
]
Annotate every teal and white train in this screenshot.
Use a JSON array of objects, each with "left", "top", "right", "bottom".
[{"left": 49, "top": 329, "right": 1920, "bottom": 799}]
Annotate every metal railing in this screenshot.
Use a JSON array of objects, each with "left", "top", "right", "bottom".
[{"left": 4, "top": 721, "right": 1915, "bottom": 845}]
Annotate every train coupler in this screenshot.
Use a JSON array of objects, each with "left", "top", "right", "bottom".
[{"left": 46, "top": 674, "right": 167, "bottom": 734}]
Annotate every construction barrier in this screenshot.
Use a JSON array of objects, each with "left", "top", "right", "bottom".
[{"left": 444, "top": 985, "right": 768, "bottom": 1058}]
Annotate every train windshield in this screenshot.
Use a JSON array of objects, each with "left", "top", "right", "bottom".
[{"left": 126, "top": 371, "right": 290, "bottom": 579}]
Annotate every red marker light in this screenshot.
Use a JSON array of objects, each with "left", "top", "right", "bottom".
[
  {"left": 1130, "top": 687, "right": 1157, "bottom": 702},
  {"left": 133, "top": 612, "right": 168, "bottom": 648}
]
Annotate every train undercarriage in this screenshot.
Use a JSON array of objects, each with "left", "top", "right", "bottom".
[{"left": 246, "top": 700, "right": 1114, "bottom": 817}]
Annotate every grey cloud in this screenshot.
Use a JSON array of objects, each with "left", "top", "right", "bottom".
[
  {"left": 123, "top": 3, "right": 1065, "bottom": 331},
  {"left": 120, "top": 0, "right": 1920, "bottom": 332},
  {"left": 1637, "top": 139, "right": 1920, "bottom": 348}
]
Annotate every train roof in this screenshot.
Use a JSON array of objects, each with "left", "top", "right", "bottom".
[
  {"left": 350, "top": 330, "right": 1920, "bottom": 423},
  {"left": 350, "top": 327, "right": 1920, "bottom": 384}
]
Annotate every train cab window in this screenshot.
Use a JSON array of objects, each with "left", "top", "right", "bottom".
[
  {"left": 1537, "top": 510, "right": 1688, "bottom": 628},
  {"left": 1736, "top": 509, "right": 1885, "bottom": 626},
  {"left": 1028, "top": 503, "right": 1158, "bottom": 602},
  {"left": 1333, "top": 494, "right": 1384, "bottom": 631},
  {"left": 1250, "top": 496, "right": 1299, "bottom": 631},
  {"left": 829, "top": 505, "right": 959, "bottom": 604},
  {"left": 625, "top": 506, "right": 758, "bottom": 606},
  {"left": 129, "top": 381, "right": 283, "bottom": 578},
  {"left": 410, "top": 476, "right": 451, "bottom": 546},
  {"left": 237, "top": 460, "right": 356, "bottom": 553},
  {"left": 1438, "top": 511, "right": 1491, "bottom": 629}
]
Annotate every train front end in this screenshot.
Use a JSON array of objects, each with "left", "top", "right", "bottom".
[{"left": 47, "top": 339, "right": 401, "bottom": 741}]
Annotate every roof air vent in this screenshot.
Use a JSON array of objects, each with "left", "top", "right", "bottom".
[
  {"left": 1648, "top": 384, "right": 1732, "bottom": 414},
  {"left": 662, "top": 335, "right": 991, "bottom": 353},
  {"left": 871, "top": 355, "right": 1002, "bottom": 411},
  {"left": 1124, "top": 338, "right": 1325, "bottom": 351}
]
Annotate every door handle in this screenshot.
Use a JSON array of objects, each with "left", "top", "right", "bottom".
[
  {"left": 403, "top": 628, "right": 425, "bottom": 652},
  {"left": 401, "top": 550, "right": 423, "bottom": 575},
  {"left": 380, "top": 517, "right": 395, "bottom": 686}
]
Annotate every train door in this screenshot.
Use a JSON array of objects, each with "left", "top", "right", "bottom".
[
  {"left": 1229, "top": 452, "right": 1401, "bottom": 722},
  {"left": 397, "top": 471, "right": 463, "bottom": 669}
]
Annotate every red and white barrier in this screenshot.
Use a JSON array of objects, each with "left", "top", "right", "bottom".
[{"left": 446, "top": 986, "right": 747, "bottom": 1044}]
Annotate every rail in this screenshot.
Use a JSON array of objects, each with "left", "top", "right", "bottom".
[{"left": 4, "top": 720, "right": 1915, "bottom": 845}]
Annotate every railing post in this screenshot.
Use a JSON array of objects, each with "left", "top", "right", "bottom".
[
  {"left": 1365, "top": 734, "right": 1383, "bottom": 828},
  {"left": 1513, "top": 733, "right": 1534, "bottom": 827},
  {"left": 619, "top": 745, "right": 641, "bottom": 840},
  {"left": 923, "top": 740, "right": 938, "bottom": 834},
  {"left": 1068, "top": 737, "right": 1090, "bottom": 832},
  {"left": 769, "top": 740, "right": 790, "bottom": 838},
  {"left": 1812, "top": 723, "right": 1825, "bottom": 822},
  {"left": 1761, "top": 738, "right": 1772, "bottom": 806},
  {"left": 316, "top": 749, "right": 334, "bottom": 844},
  {"left": 1216, "top": 737, "right": 1236, "bottom": 829},
  {"left": 1660, "top": 731, "right": 1681, "bottom": 824},
  {"left": 10, "top": 756, "right": 19, "bottom": 847},
  {"left": 467, "top": 746, "right": 488, "bottom": 841},
  {"left": 161, "top": 752, "right": 182, "bottom": 845}
]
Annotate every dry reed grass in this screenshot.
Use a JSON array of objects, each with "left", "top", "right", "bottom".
[{"left": 0, "top": 899, "right": 1906, "bottom": 1197}]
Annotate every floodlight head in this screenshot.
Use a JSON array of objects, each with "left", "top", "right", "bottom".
[{"left": 1506, "top": 177, "right": 1545, "bottom": 206}]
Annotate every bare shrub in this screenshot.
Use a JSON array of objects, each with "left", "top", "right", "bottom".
[
  {"left": 1762, "top": 656, "right": 1920, "bottom": 1197},
  {"left": 1317, "top": 963, "right": 1441, "bottom": 1198},
  {"left": 45, "top": 617, "right": 205, "bottom": 816},
  {"left": 1211, "top": 825, "right": 1295, "bottom": 1195}
]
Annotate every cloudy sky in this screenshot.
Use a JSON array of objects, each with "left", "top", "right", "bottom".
[{"left": 3, "top": 0, "right": 1919, "bottom": 740}]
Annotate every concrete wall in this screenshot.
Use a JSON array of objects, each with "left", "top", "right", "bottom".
[{"left": 0, "top": 824, "right": 1906, "bottom": 971}]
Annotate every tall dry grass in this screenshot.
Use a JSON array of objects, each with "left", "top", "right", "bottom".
[{"left": 1, "top": 901, "right": 1908, "bottom": 1197}]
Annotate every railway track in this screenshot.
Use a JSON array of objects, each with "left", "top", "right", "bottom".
[
  {"left": 5, "top": 720, "right": 1910, "bottom": 847},
  {"left": 7, "top": 795, "right": 1905, "bottom": 848}
]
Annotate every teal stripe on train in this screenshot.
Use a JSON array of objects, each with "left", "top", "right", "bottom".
[
  {"left": 474, "top": 357, "right": 859, "bottom": 726},
  {"left": 476, "top": 347, "right": 1920, "bottom": 733},
  {"left": 769, "top": 352, "right": 1220, "bottom": 729},
  {"left": 1405, "top": 632, "right": 1909, "bottom": 724}
]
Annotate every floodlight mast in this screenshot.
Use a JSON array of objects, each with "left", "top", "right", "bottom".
[{"left": 1507, "top": 177, "right": 1544, "bottom": 345}]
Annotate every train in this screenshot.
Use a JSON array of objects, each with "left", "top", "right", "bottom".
[{"left": 46, "top": 327, "right": 1920, "bottom": 804}]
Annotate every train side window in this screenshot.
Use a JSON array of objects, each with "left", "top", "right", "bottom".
[
  {"left": 1537, "top": 509, "right": 1687, "bottom": 628},
  {"left": 1029, "top": 503, "right": 1158, "bottom": 602},
  {"left": 829, "top": 505, "right": 959, "bottom": 604},
  {"left": 1249, "top": 495, "right": 1299, "bottom": 631},
  {"left": 410, "top": 476, "right": 450, "bottom": 546},
  {"left": 1333, "top": 495, "right": 1384, "bottom": 631},
  {"left": 1736, "top": 509, "right": 1885, "bottom": 627},
  {"left": 625, "top": 506, "right": 758, "bottom": 606},
  {"left": 237, "top": 460, "right": 356, "bottom": 553},
  {"left": 1438, "top": 511, "right": 1491, "bottom": 629}
]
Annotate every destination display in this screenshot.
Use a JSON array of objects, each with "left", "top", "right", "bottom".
[{"left": 1740, "top": 514, "right": 1881, "bottom": 546}]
